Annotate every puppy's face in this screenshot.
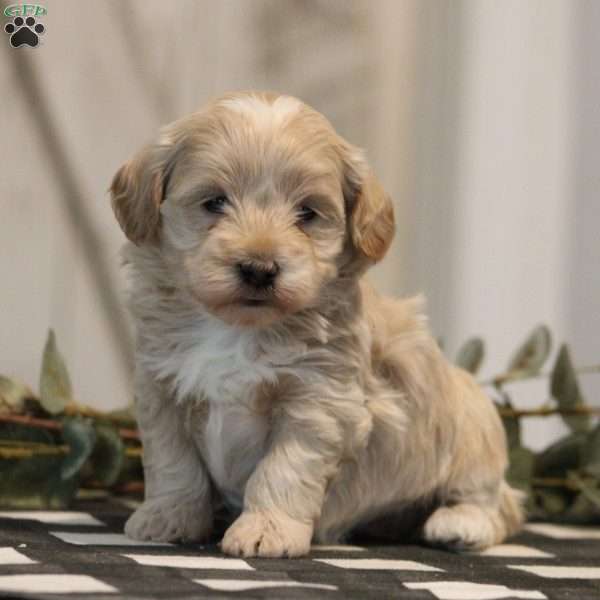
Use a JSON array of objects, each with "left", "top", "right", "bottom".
[{"left": 111, "top": 93, "right": 394, "bottom": 327}]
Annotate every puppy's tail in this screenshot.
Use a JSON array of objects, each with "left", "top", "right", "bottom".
[{"left": 499, "top": 481, "right": 526, "bottom": 538}]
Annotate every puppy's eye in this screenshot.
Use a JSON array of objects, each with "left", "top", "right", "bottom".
[
  {"left": 203, "top": 195, "right": 228, "bottom": 214},
  {"left": 297, "top": 205, "right": 318, "bottom": 223}
]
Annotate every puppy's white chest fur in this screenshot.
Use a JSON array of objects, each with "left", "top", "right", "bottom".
[
  {"left": 146, "top": 315, "right": 303, "bottom": 403},
  {"left": 146, "top": 315, "right": 305, "bottom": 506},
  {"left": 203, "top": 396, "right": 270, "bottom": 509},
  {"left": 190, "top": 327, "right": 286, "bottom": 508}
]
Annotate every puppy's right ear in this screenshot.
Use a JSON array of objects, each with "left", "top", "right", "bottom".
[
  {"left": 337, "top": 140, "right": 395, "bottom": 272},
  {"left": 110, "top": 142, "right": 172, "bottom": 245}
]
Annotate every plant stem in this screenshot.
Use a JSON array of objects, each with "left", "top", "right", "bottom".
[
  {"left": 63, "top": 403, "right": 136, "bottom": 427},
  {"left": 532, "top": 477, "right": 581, "bottom": 491},
  {"left": 115, "top": 481, "right": 144, "bottom": 494},
  {"left": 0, "top": 441, "right": 69, "bottom": 458},
  {"left": 0, "top": 413, "right": 61, "bottom": 430},
  {"left": 0, "top": 413, "right": 139, "bottom": 441},
  {"left": 498, "top": 405, "right": 600, "bottom": 418},
  {"left": 481, "top": 364, "right": 600, "bottom": 387}
]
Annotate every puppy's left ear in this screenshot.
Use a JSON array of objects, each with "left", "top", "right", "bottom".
[
  {"left": 341, "top": 144, "right": 395, "bottom": 264},
  {"left": 110, "top": 141, "right": 173, "bottom": 245}
]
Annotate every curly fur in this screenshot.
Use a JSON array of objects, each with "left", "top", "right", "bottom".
[{"left": 110, "top": 91, "right": 523, "bottom": 557}]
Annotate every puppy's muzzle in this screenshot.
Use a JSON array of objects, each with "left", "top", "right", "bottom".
[{"left": 236, "top": 260, "right": 280, "bottom": 291}]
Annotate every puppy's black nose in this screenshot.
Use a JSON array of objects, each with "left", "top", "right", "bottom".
[{"left": 237, "top": 260, "right": 280, "bottom": 289}]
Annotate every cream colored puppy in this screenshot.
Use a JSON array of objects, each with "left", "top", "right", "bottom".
[{"left": 111, "top": 91, "right": 523, "bottom": 558}]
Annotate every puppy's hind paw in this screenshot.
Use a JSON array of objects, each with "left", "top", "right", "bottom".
[
  {"left": 221, "top": 511, "right": 312, "bottom": 558},
  {"left": 125, "top": 496, "right": 212, "bottom": 543},
  {"left": 423, "top": 504, "right": 499, "bottom": 551}
]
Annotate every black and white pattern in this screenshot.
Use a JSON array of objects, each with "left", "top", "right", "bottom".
[{"left": 0, "top": 503, "right": 599, "bottom": 599}]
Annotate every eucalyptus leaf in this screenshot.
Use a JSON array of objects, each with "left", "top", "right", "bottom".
[
  {"left": 39, "top": 330, "right": 73, "bottom": 415},
  {"left": 106, "top": 407, "right": 137, "bottom": 427},
  {"left": 89, "top": 424, "right": 124, "bottom": 486},
  {"left": 503, "top": 415, "right": 521, "bottom": 450},
  {"left": 507, "top": 446, "right": 535, "bottom": 493},
  {"left": 0, "top": 376, "right": 35, "bottom": 413},
  {"left": 0, "top": 421, "right": 57, "bottom": 445},
  {"left": 115, "top": 453, "right": 144, "bottom": 488},
  {"left": 0, "top": 455, "right": 78, "bottom": 509},
  {"left": 569, "top": 472, "right": 600, "bottom": 510},
  {"left": 60, "top": 418, "right": 96, "bottom": 480},
  {"left": 455, "top": 338, "right": 485, "bottom": 374},
  {"left": 506, "top": 324, "right": 552, "bottom": 379},
  {"left": 527, "top": 494, "right": 550, "bottom": 521},
  {"left": 537, "top": 489, "right": 569, "bottom": 517},
  {"left": 583, "top": 424, "right": 600, "bottom": 478},
  {"left": 564, "top": 492, "right": 600, "bottom": 524},
  {"left": 496, "top": 396, "right": 521, "bottom": 449},
  {"left": 551, "top": 344, "right": 590, "bottom": 433},
  {"left": 580, "top": 483, "right": 600, "bottom": 510},
  {"left": 534, "top": 431, "right": 586, "bottom": 477},
  {"left": 0, "top": 422, "right": 78, "bottom": 509}
]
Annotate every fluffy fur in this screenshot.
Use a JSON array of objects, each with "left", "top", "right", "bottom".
[{"left": 111, "top": 91, "right": 523, "bottom": 557}]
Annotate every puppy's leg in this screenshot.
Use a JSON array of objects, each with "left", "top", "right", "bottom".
[
  {"left": 221, "top": 382, "right": 365, "bottom": 558},
  {"left": 423, "top": 503, "right": 499, "bottom": 550},
  {"left": 125, "top": 370, "right": 212, "bottom": 543},
  {"left": 423, "top": 483, "right": 524, "bottom": 551}
]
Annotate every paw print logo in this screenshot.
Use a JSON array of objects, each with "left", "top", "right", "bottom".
[{"left": 4, "top": 16, "right": 45, "bottom": 48}]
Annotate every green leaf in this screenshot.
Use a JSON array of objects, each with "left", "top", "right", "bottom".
[
  {"left": 534, "top": 431, "right": 587, "bottom": 477},
  {"left": 115, "top": 452, "right": 144, "bottom": 489},
  {"left": 0, "top": 422, "right": 78, "bottom": 509},
  {"left": 455, "top": 338, "right": 485, "bottom": 374},
  {"left": 89, "top": 424, "right": 124, "bottom": 486},
  {"left": 537, "top": 489, "right": 569, "bottom": 516},
  {"left": 495, "top": 395, "right": 521, "bottom": 450},
  {"left": 583, "top": 424, "right": 600, "bottom": 478},
  {"left": 39, "top": 330, "right": 73, "bottom": 415},
  {"left": 569, "top": 472, "right": 600, "bottom": 510},
  {"left": 579, "top": 483, "right": 600, "bottom": 509},
  {"left": 551, "top": 344, "right": 590, "bottom": 433},
  {"left": 0, "top": 455, "right": 78, "bottom": 509},
  {"left": 60, "top": 418, "right": 96, "bottom": 480},
  {"left": 106, "top": 407, "right": 137, "bottom": 427},
  {"left": 507, "top": 446, "right": 535, "bottom": 493},
  {"left": 506, "top": 324, "right": 552, "bottom": 379},
  {"left": 0, "top": 376, "right": 35, "bottom": 413},
  {"left": 503, "top": 415, "right": 521, "bottom": 450},
  {"left": 564, "top": 491, "right": 600, "bottom": 524}
]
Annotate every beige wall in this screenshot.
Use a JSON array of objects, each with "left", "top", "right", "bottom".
[
  {"left": 405, "top": 0, "right": 599, "bottom": 449},
  {"left": 1, "top": 1, "right": 598, "bottom": 450},
  {"left": 1, "top": 0, "right": 415, "bottom": 410}
]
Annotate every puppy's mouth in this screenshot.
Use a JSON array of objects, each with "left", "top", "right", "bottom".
[
  {"left": 236, "top": 287, "right": 279, "bottom": 308},
  {"left": 239, "top": 298, "right": 270, "bottom": 307},
  {"left": 207, "top": 290, "right": 279, "bottom": 312},
  {"left": 193, "top": 280, "right": 305, "bottom": 326},
  {"left": 210, "top": 293, "right": 285, "bottom": 327}
]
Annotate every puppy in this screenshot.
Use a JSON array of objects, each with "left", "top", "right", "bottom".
[{"left": 110, "top": 91, "right": 523, "bottom": 557}]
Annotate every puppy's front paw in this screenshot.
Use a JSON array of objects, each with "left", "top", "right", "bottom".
[
  {"left": 221, "top": 511, "right": 312, "bottom": 558},
  {"left": 423, "top": 504, "right": 498, "bottom": 551},
  {"left": 125, "top": 496, "right": 212, "bottom": 543}
]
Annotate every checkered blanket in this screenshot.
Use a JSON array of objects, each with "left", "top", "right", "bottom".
[{"left": 0, "top": 502, "right": 599, "bottom": 599}]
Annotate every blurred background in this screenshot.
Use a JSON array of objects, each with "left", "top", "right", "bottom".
[{"left": 1, "top": 0, "right": 598, "bottom": 449}]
